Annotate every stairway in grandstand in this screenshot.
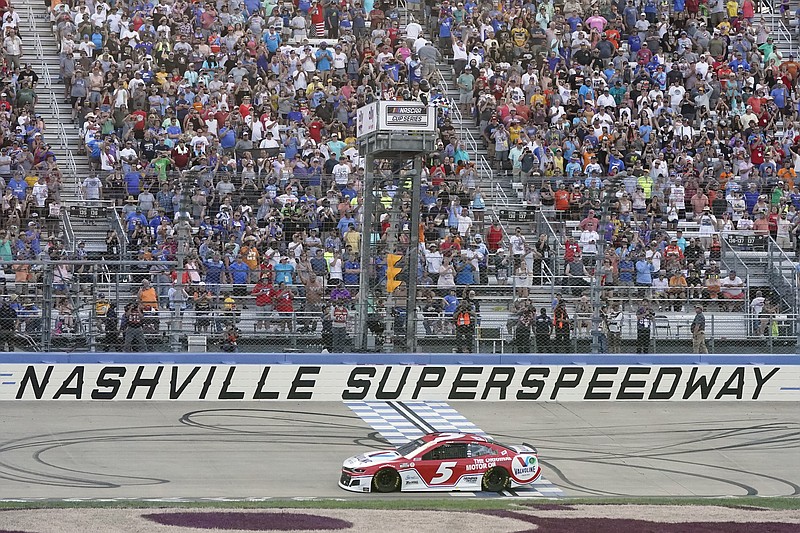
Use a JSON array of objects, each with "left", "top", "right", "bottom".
[
  {"left": 18, "top": 3, "right": 88, "bottom": 207},
  {"left": 19, "top": 3, "right": 110, "bottom": 255},
  {"left": 434, "top": 58, "right": 518, "bottom": 208}
]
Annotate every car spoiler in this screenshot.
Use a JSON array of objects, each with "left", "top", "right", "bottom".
[{"left": 522, "top": 442, "right": 539, "bottom": 454}]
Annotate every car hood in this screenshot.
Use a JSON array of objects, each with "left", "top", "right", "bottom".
[{"left": 343, "top": 450, "right": 401, "bottom": 469}]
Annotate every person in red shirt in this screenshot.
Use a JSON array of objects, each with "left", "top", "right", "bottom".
[
  {"left": 252, "top": 275, "right": 273, "bottom": 331},
  {"left": 486, "top": 220, "right": 503, "bottom": 252},
  {"left": 563, "top": 236, "right": 581, "bottom": 263},
  {"left": 129, "top": 109, "right": 147, "bottom": 137},
  {"left": 272, "top": 281, "right": 295, "bottom": 333},
  {"left": 239, "top": 96, "right": 252, "bottom": 119},
  {"left": 308, "top": 117, "right": 324, "bottom": 143},
  {"left": 171, "top": 139, "right": 191, "bottom": 168}
]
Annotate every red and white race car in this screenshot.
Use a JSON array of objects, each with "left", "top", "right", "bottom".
[{"left": 339, "top": 432, "right": 541, "bottom": 493}]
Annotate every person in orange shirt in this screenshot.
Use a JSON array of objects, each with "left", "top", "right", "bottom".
[
  {"left": 137, "top": 279, "right": 159, "bottom": 311},
  {"left": 554, "top": 183, "right": 570, "bottom": 220},
  {"left": 777, "top": 160, "right": 796, "bottom": 189}
]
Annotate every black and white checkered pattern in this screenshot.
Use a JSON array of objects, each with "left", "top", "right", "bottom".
[{"left": 345, "top": 400, "right": 563, "bottom": 498}]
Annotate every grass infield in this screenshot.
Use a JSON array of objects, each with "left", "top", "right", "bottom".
[{"left": 0, "top": 497, "right": 799, "bottom": 511}]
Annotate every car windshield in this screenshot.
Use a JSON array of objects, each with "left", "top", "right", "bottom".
[{"left": 395, "top": 437, "right": 427, "bottom": 457}]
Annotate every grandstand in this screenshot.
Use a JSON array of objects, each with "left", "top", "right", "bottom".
[{"left": 1, "top": 0, "right": 798, "bottom": 354}]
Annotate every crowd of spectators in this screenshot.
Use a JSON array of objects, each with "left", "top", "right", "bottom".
[
  {"left": 0, "top": 0, "right": 796, "bottom": 351},
  {"left": 440, "top": 0, "right": 800, "bottom": 340}
]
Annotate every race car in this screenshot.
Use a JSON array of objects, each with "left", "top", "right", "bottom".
[{"left": 339, "top": 432, "right": 541, "bottom": 493}]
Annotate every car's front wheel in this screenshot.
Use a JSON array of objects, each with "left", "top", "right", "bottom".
[
  {"left": 482, "top": 467, "right": 509, "bottom": 492},
  {"left": 372, "top": 468, "right": 401, "bottom": 493}
]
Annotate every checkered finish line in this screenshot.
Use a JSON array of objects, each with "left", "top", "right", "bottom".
[{"left": 345, "top": 401, "right": 563, "bottom": 498}]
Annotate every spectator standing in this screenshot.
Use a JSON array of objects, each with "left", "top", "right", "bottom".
[
  {"left": 534, "top": 307, "right": 552, "bottom": 353},
  {"left": 122, "top": 304, "right": 146, "bottom": 352},
  {"left": 636, "top": 301, "right": 654, "bottom": 354},
  {"left": 453, "top": 301, "right": 474, "bottom": 353},
  {"left": 691, "top": 305, "right": 709, "bottom": 354},
  {"left": 0, "top": 295, "right": 16, "bottom": 351},
  {"left": 513, "top": 303, "right": 533, "bottom": 354},
  {"left": 553, "top": 302, "right": 571, "bottom": 352},
  {"left": 332, "top": 300, "right": 349, "bottom": 352}
]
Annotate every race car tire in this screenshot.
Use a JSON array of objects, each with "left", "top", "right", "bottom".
[
  {"left": 482, "top": 467, "right": 509, "bottom": 492},
  {"left": 372, "top": 468, "right": 401, "bottom": 493}
]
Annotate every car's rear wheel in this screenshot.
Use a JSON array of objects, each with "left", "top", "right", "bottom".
[
  {"left": 482, "top": 467, "right": 509, "bottom": 492},
  {"left": 372, "top": 468, "right": 401, "bottom": 493}
]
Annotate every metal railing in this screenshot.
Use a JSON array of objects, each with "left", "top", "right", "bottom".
[
  {"left": 25, "top": 2, "right": 79, "bottom": 196},
  {"left": 766, "top": 236, "right": 799, "bottom": 311},
  {"left": 59, "top": 207, "right": 75, "bottom": 252},
  {"left": 431, "top": 66, "right": 498, "bottom": 204},
  {"left": 0, "top": 256, "right": 794, "bottom": 353}
]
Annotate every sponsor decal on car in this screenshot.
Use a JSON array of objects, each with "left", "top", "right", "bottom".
[{"left": 512, "top": 455, "right": 539, "bottom": 482}]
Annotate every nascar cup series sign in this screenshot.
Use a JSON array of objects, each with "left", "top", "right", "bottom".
[
  {"left": 0, "top": 364, "right": 795, "bottom": 401},
  {"left": 356, "top": 101, "right": 436, "bottom": 137}
]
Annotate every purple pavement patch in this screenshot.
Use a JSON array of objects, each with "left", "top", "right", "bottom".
[
  {"left": 481, "top": 509, "right": 799, "bottom": 533},
  {"left": 143, "top": 511, "right": 352, "bottom": 531}
]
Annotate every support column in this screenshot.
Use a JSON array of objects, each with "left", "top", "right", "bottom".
[
  {"left": 356, "top": 154, "right": 376, "bottom": 351},
  {"left": 405, "top": 155, "right": 423, "bottom": 352}
]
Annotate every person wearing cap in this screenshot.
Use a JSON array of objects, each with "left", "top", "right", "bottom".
[
  {"left": 691, "top": 305, "right": 708, "bottom": 354},
  {"left": 456, "top": 65, "right": 475, "bottom": 113}
]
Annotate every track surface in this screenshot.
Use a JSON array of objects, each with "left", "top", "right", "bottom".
[{"left": 0, "top": 402, "right": 798, "bottom": 499}]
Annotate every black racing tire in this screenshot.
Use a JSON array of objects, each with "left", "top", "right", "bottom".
[
  {"left": 372, "top": 468, "right": 401, "bottom": 493},
  {"left": 482, "top": 467, "right": 509, "bottom": 492}
]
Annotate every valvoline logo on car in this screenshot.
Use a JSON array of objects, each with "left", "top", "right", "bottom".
[{"left": 512, "top": 455, "right": 539, "bottom": 481}]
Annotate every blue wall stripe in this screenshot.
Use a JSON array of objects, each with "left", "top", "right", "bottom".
[{"left": 0, "top": 352, "right": 798, "bottom": 365}]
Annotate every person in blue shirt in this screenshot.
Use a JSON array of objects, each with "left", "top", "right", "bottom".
[
  {"left": 344, "top": 256, "right": 361, "bottom": 285},
  {"left": 442, "top": 289, "right": 458, "bottom": 318},
  {"left": 204, "top": 253, "right": 225, "bottom": 294},
  {"left": 729, "top": 54, "right": 750, "bottom": 72},
  {"left": 315, "top": 43, "right": 333, "bottom": 79},
  {"left": 7, "top": 174, "right": 27, "bottom": 201},
  {"left": 126, "top": 208, "right": 148, "bottom": 232},
  {"left": 274, "top": 256, "right": 295, "bottom": 284},
  {"left": 565, "top": 155, "right": 583, "bottom": 177},
  {"left": 744, "top": 183, "right": 760, "bottom": 214},
  {"left": 635, "top": 255, "right": 654, "bottom": 289},
  {"left": 455, "top": 258, "right": 474, "bottom": 286},
  {"left": 771, "top": 79, "right": 789, "bottom": 112},
  {"left": 148, "top": 212, "right": 171, "bottom": 237},
  {"left": 263, "top": 27, "right": 281, "bottom": 54},
  {"left": 341, "top": 183, "right": 357, "bottom": 201},
  {"left": 566, "top": 13, "right": 583, "bottom": 32},
  {"left": 124, "top": 168, "right": 142, "bottom": 196},
  {"left": 438, "top": 14, "right": 453, "bottom": 51},
  {"left": 337, "top": 217, "right": 357, "bottom": 237},
  {"left": 218, "top": 125, "right": 237, "bottom": 152},
  {"left": 229, "top": 257, "right": 250, "bottom": 293}
]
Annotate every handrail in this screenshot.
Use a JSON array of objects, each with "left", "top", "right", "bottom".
[
  {"left": 110, "top": 206, "right": 130, "bottom": 257},
  {"left": 60, "top": 207, "right": 75, "bottom": 253},
  {"left": 766, "top": 236, "right": 799, "bottom": 311},
  {"left": 433, "top": 66, "right": 497, "bottom": 204},
  {"left": 493, "top": 182, "right": 509, "bottom": 205},
  {"left": 721, "top": 235, "right": 751, "bottom": 281},
  {"left": 26, "top": 1, "right": 80, "bottom": 203}
]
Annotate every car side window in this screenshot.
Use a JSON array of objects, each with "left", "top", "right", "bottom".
[
  {"left": 467, "top": 443, "right": 494, "bottom": 457},
  {"left": 422, "top": 443, "right": 468, "bottom": 461}
]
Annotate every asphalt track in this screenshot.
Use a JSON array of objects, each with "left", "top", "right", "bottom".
[{"left": 0, "top": 402, "right": 799, "bottom": 500}]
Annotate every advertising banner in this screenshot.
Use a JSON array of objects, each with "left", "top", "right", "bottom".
[{"left": 1, "top": 364, "right": 795, "bottom": 401}]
